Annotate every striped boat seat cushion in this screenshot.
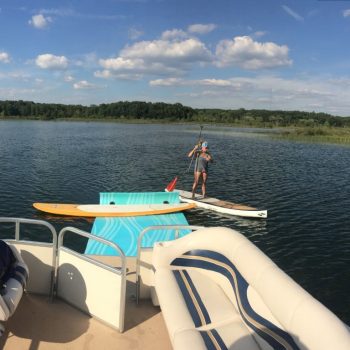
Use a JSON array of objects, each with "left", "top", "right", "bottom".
[
  {"left": 171, "top": 250, "right": 300, "bottom": 350},
  {"left": 4, "top": 264, "right": 29, "bottom": 289},
  {"left": 0, "top": 241, "right": 28, "bottom": 292},
  {"left": 173, "top": 269, "right": 238, "bottom": 327},
  {"left": 0, "top": 240, "right": 16, "bottom": 288},
  {"left": 172, "top": 270, "right": 258, "bottom": 349},
  {"left": 155, "top": 268, "right": 239, "bottom": 341},
  {"left": 174, "top": 323, "right": 262, "bottom": 350},
  {"left": 1, "top": 261, "right": 28, "bottom": 318}
]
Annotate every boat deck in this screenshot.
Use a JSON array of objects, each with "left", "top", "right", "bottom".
[{"left": 0, "top": 257, "right": 171, "bottom": 350}]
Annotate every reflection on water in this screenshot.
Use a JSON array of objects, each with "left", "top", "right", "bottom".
[{"left": 0, "top": 120, "right": 349, "bottom": 324}]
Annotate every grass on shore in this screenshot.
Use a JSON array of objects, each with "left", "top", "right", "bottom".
[
  {"left": 2, "top": 116, "right": 350, "bottom": 144},
  {"left": 275, "top": 126, "right": 350, "bottom": 144}
]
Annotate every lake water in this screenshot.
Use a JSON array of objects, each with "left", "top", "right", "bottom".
[{"left": 0, "top": 120, "right": 349, "bottom": 324}]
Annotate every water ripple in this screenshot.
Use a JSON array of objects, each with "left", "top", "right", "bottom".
[{"left": 0, "top": 121, "right": 349, "bottom": 324}]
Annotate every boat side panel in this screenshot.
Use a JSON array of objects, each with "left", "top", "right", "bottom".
[
  {"left": 8, "top": 242, "right": 54, "bottom": 295},
  {"left": 57, "top": 250, "right": 125, "bottom": 331}
]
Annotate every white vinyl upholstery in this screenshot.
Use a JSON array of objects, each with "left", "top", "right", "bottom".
[
  {"left": 0, "top": 243, "right": 29, "bottom": 335},
  {"left": 153, "top": 227, "right": 350, "bottom": 350}
]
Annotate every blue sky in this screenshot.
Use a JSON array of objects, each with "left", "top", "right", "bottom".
[{"left": 1, "top": 0, "right": 350, "bottom": 116}]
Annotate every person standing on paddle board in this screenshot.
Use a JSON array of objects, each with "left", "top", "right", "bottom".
[{"left": 188, "top": 141, "right": 213, "bottom": 199}]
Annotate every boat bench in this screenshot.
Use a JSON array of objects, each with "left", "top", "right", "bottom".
[
  {"left": 153, "top": 227, "right": 350, "bottom": 350},
  {"left": 0, "top": 240, "right": 29, "bottom": 336}
]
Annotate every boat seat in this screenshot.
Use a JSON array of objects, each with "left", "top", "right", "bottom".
[
  {"left": 155, "top": 267, "right": 261, "bottom": 349},
  {"left": 173, "top": 321, "right": 261, "bottom": 350},
  {"left": 153, "top": 227, "right": 350, "bottom": 350},
  {"left": 0, "top": 240, "right": 29, "bottom": 336}
]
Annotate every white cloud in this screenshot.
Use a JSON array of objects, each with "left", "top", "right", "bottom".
[
  {"left": 154, "top": 75, "right": 350, "bottom": 115},
  {"left": 94, "top": 70, "right": 142, "bottom": 80},
  {"left": 150, "top": 78, "right": 238, "bottom": 88},
  {"left": 157, "top": 78, "right": 236, "bottom": 89},
  {"left": 343, "top": 9, "right": 350, "bottom": 18},
  {"left": 161, "top": 29, "right": 188, "bottom": 40},
  {"left": 215, "top": 36, "right": 292, "bottom": 69},
  {"left": 120, "top": 38, "right": 211, "bottom": 63},
  {"left": 282, "top": 5, "right": 304, "bottom": 21},
  {"left": 39, "top": 8, "right": 125, "bottom": 20},
  {"left": 73, "top": 80, "right": 96, "bottom": 89},
  {"left": 72, "top": 52, "right": 99, "bottom": 69},
  {"left": 98, "top": 59, "right": 184, "bottom": 77},
  {"left": 39, "top": 8, "right": 75, "bottom": 17},
  {"left": 97, "top": 37, "right": 212, "bottom": 79},
  {"left": 99, "top": 57, "right": 144, "bottom": 70},
  {"left": 199, "top": 79, "right": 233, "bottom": 87},
  {"left": 187, "top": 23, "right": 216, "bottom": 35},
  {"left": 64, "top": 75, "right": 74, "bottom": 82},
  {"left": 0, "top": 87, "right": 37, "bottom": 100},
  {"left": 29, "top": 14, "right": 52, "bottom": 29},
  {"left": 150, "top": 78, "right": 185, "bottom": 86},
  {"left": 0, "top": 52, "right": 10, "bottom": 63},
  {"left": 35, "top": 54, "right": 68, "bottom": 69},
  {"left": 0, "top": 71, "right": 30, "bottom": 80},
  {"left": 128, "top": 27, "right": 144, "bottom": 40},
  {"left": 9, "top": 72, "right": 30, "bottom": 80},
  {"left": 253, "top": 31, "right": 267, "bottom": 38}
]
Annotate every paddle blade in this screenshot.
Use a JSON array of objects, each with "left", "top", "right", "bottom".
[{"left": 166, "top": 176, "right": 178, "bottom": 192}]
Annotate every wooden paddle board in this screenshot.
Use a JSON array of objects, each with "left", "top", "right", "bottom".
[
  {"left": 175, "top": 189, "right": 267, "bottom": 218},
  {"left": 33, "top": 202, "right": 196, "bottom": 217}
]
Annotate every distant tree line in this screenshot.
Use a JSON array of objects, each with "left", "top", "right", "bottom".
[
  {"left": 1, "top": 99, "right": 349, "bottom": 128},
  {"left": 0, "top": 100, "right": 194, "bottom": 121},
  {"left": 193, "top": 108, "right": 350, "bottom": 127}
]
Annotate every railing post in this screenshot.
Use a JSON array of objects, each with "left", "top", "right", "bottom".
[
  {"left": 136, "top": 225, "right": 204, "bottom": 304},
  {"left": 0, "top": 217, "right": 58, "bottom": 299},
  {"left": 15, "top": 220, "right": 20, "bottom": 241}
]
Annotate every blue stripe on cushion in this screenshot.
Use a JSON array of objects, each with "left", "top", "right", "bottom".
[
  {"left": 14, "top": 265, "right": 28, "bottom": 282},
  {"left": 173, "top": 270, "right": 211, "bottom": 327},
  {"left": 210, "top": 329, "right": 228, "bottom": 350},
  {"left": 171, "top": 250, "right": 299, "bottom": 350},
  {"left": 5, "top": 264, "right": 28, "bottom": 288},
  {"left": 181, "top": 270, "right": 212, "bottom": 325},
  {"left": 13, "top": 265, "right": 28, "bottom": 288},
  {"left": 11, "top": 274, "right": 25, "bottom": 288},
  {"left": 200, "top": 330, "right": 228, "bottom": 350}
]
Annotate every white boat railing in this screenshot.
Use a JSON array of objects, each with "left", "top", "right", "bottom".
[
  {"left": 0, "top": 217, "right": 57, "bottom": 298},
  {"left": 136, "top": 225, "right": 204, "bottom": 304},
  {"left": 57, "top": 227, "right": 127, "bottom": 332},
  {"left": 0, "top": 217, "right": 57, "bottom": 247},
  {"left": 57, "top": 226, "right": 126, "bottom": 277}
]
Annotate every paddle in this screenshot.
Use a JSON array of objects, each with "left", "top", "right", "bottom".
[{"left": 165, "top": 125, "right": 203, "bottom": 192}]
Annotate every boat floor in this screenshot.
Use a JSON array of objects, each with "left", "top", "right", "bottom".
[{"left": 0, "top": 257, "right": 171, "bottom": 350}]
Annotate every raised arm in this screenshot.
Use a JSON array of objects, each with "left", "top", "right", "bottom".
[{"left": 188, "top": 145, "right": 199, "bottom": 157}]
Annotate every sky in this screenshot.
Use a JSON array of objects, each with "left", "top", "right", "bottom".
[{"left": 1, "top": 0, "right": 350, "bottom": 116}]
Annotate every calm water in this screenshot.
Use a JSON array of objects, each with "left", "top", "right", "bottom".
[{"left": 0, "top": 120, "right": 349, "bottom": 324}]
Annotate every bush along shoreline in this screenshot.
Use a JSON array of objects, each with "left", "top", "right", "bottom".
[{"left": 1, "top": 99, "right": 350, "bottom": 144}]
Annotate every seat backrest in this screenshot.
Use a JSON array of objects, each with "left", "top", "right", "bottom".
[
  {"left": 0, "top": 241, "right": 29, "bottom": 322},
  {"left": 0, "top": 240, "right": 16, "bottom": 287},
  {"left": 153, "top": 227, "right": 350, "bottom": 350}
]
